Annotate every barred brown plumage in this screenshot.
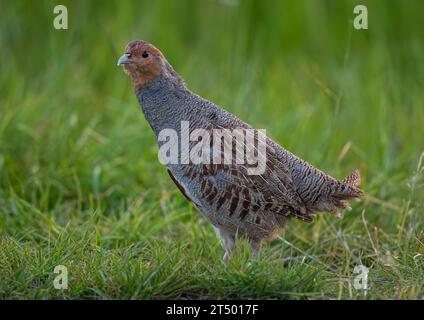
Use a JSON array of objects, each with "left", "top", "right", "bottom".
[{"left": 118, "top": 40, "right": 363, "bottom": 263}]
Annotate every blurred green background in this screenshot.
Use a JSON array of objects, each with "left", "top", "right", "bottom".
[{"left": 0, "top": 0, "right": 423, "bottom": 299}]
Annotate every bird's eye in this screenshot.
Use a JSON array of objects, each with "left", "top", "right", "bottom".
[{"left": 142, "top": 51, "right": 149, "bottom": 58}]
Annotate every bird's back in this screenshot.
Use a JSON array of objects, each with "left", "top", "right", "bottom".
[{"left": 197, "top": 98, "right": 362, "bottom": 216}]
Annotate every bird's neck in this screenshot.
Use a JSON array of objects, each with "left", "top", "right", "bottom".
[{"left": 135, "top": 76, "right": 193, "bottom": 136}]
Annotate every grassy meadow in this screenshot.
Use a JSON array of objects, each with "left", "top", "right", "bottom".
[{"left": 0, "top": 0, "right": 423, "bottom": 299}]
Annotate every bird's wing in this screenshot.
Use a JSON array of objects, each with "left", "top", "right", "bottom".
[{"left": 177, "top": 118, "right": 312, "bottom": 222}]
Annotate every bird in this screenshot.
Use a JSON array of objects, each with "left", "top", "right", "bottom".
[{"left": 117, "top": 40, "right": 362, "bottom": 263}]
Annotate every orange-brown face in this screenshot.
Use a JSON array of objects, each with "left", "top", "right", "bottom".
[{"left": 117, "top": 40, "right": 166, "bottom": 88}]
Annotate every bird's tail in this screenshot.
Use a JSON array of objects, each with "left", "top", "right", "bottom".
[
  {"left": 342, "top": 169, "right": 361, "bottom": 189},
  {"left": 335, "top": 169, "right": 362, "bottom": 198},
  {"left": 330, "top": 169, "right": 362, "bottom": 212}
]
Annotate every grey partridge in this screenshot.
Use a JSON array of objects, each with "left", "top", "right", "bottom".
[{"left": 117, "top": 40, "right": 362, "bottom": 263}]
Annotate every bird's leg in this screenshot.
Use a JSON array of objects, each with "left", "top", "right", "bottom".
[
  {"left": 222, "top": 235, "right": 235, "bottom": 264},
  {"left": 249, "top": 239, "right": 262, "bottom": 260},
  {"left": 213, "top": 227, "right": 235, "bottom": 264},
  {"left": 223, "top": 249, "right": 232, "bottom": 264}
]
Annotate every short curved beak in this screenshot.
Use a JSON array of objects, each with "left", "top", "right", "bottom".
[{"left": 117, "top": 53, "right": 131, "bottom": 66}]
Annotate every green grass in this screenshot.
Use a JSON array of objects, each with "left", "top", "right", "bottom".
[{"left": 1, "top": 0, "right": 424, "bottom": 299}]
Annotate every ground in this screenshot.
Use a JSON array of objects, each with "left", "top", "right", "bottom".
[{"left": 0, "top": 0, "right": 423, "bottom": 299}]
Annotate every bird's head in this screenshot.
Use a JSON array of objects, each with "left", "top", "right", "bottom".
[{"left": 117, "top": 40, "right": 171, "bottom": 89}]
